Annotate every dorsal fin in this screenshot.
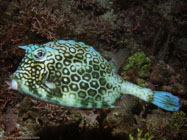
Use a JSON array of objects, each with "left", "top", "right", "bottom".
[{"left": 100, "top": 48, "right": 129, "bottom": 73}]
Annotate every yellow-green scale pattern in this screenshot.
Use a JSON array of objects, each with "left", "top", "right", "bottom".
[{"left": 12, "top": 40, "right": 124, "bottom": 108}]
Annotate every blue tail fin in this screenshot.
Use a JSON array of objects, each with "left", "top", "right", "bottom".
[{"left": 152, "top": 91, "right": 180, "bottom": 111}]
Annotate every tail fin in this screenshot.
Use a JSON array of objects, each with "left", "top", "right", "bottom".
[
  {"left": 152, "top": 91, "right": 180, "bottom": 111},
  {"left": 121, "top": 81, "right": 180, "bottom": 111}
]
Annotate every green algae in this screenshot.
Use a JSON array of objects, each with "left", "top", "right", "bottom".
[
  {"left": 171, "top": 111, "right": 187, "bottom": 132},
  {"left": 129, "top": 128, "right": 154, "bottom": 140},
  {"left": 121, "top": 52, "right": 151, "bottom": 78},
  {"left": 136, "top": 78, "right": 148, "bottom": 88}
]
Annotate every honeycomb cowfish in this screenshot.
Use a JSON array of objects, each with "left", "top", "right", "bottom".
[{"left": 9, "top": 40, "right": 180, "bottom": 111}]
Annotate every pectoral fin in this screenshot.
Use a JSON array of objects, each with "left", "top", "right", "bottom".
[{"left": 44, "top": 81, "right": 56, "bottom": 89}]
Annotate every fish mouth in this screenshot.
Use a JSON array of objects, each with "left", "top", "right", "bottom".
[
  {"left": 6, "top": 74, "right": 19, "bottom": 90},
  {"left": 6, "top": 79, "right": 18, "bottom": 90}
]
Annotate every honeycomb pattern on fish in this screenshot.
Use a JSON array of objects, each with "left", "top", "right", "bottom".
[
  {"left": 13, "top": 40, "right": 123, "bottom": 108},
  {"left": 11, "top": 40, "right": 180, "bottom": 111}
]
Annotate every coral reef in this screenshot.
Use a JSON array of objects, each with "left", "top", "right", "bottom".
[
  {"left": 0, "top": 0, "right": 70, "bottom": 46},
  {"left": 0, "top": 0, "right": 187, "bottom": 140}
]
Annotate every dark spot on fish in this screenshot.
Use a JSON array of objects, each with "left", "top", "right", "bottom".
[
  {"left": 71, "top": 74, "right": 81, "bottom": 82},
  {"left": 88, "top": 89, "right": 97, "bottom": 97},
  {"left": 75, "top": 53, "right": 83, "bottom": 59},
  {"left": 92, "top": 71, "right": 99, "bottom": 79},
  {"left": 99, "top": 78, "right": 106, "bottom": 86},
  {"left": 77, "top": 68, "right": 84, "bottom": 75},
  {"left": 85, "top": 66, "right": 92, "bottom": 73},
  {"left": 83, "top": 73, "right": 91, "bottom": 81},
  {"left": 95, "top": 95, "right": 102, "bottom": 101},
  {"left": 62, "top": 68, "right": 70, "bottom": 75},
  {"left": 78, "top": 91, "right": 87, "bottom": 99},
  {"left": 93, "top": 64, "right": 99, "bottom": 71},
  {"left": 80, "top": 81, "right": 89, "bottom": 90},
  {"left": 55, "top": 55, "right": 62, "bottom": 61},
  {"left": 70, "top": 83, "right": 79, "bottom": 91},
  {"left": 62, "top": 76, "right": 70, "bottom": 84},
  {"left": 98, "top": 87, "right": 106, "bottom": 95},
  {"left": 90, "top": 80, "right": 99, "bottom": 89}
]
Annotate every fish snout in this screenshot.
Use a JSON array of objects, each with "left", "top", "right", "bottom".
[{"left": 7, "top": 74, "right": 19, "bottom": 90}]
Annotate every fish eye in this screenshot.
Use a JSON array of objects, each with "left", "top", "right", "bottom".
[
  {"left": 37, "top": 51, "right": 43, "bottom": 57},
  {"left": 34, "top": 49, "right": 46, "bottom": 59}
]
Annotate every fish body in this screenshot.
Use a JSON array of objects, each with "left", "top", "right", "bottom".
[{"left": 10, "top": 40, "right": 180, "bottom": 111}]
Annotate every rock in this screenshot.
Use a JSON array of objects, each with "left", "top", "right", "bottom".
[
  {"left": 177, "top": 38, "right": 187, "bottom": 51},
  {"left": 161, "top": 85, "right": 174, "bottom": 93},
  {"left": 150, "top": 75, "right": 162, "bottom": 84}
]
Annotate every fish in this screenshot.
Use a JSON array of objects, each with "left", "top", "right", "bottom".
[{"left": 9, "top": 40, "right": 180, "bottom": 111}]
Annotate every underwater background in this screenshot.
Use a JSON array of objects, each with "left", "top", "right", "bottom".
[{"left": 0, "top": 0, "right": 187, "bottom": 140}]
